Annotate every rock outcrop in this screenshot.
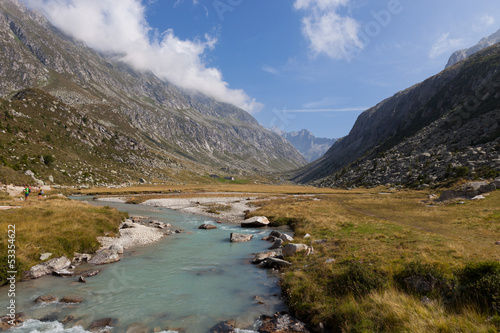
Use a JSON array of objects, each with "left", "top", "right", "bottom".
[
  {"left": 25, "top": 256, "right": 71, "bottom": 279},
  {"left": 294, "top": 43, "right": 500, "bottom": 188},
  {"left": 446, "top": 29, "right": 500, "bottom": 68},
  {"left": 0, "top": 0, "right": 306, "bottom": 186}
]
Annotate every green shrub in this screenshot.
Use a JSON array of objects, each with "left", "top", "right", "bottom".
[
  {"left": 330, "top": 261, "right": 387, "bottom": 298},
  {"left": 394, "top": 262, "right": 448, "bottom": 297},
  {"left": 457, "top": 261, "right": 500, "bottom": 313},
  {"left": 269, "top": 216, "right": 305, "bottom": 228}
]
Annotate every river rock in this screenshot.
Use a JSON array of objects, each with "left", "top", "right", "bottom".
[
  {"left": 126, "top": 322, "right": 148, "bottom": 333},
  {"left": 230, "top": 233, "right": 253, "bottom": 243},
  {"left": 198, "top": 223, "right": 217, "bottom": 230},
  {"left": 34, "top": 295, "right": 58, "bottom": 303},
  {"left": 40, "top": 312, "right": 59, "bottom": 322},
  {"left": 73, "top": 253, "right": 92, "bottom": 264},
  {"left": 60, "top": 295, "right": 84, "bottom": 304},
  {"left": 282, "top": 244, "right": 312, "bottom": 257},
  {"left": 252, "top": 249, "right": 283, "bottom": 264},
  {"left": 0, "top": 313, "right": 28, "bottom": 331},
  {"left": 121, "top": 222, "right": 135, "bottom": 229},
  {"left": 61, "top": 315, "right": 75, "bottom": 325},
  {"left": 241, "top": 216, "right": 270, "bottom": 228},
  {"left": 269, "top": 238, "right": 283, "bottom": 250},
  {"left": 491, "top": 180, "right": 500, "bottom": 189},
  {"left": 89, "top": 248, "right": 120, "bottom": 265},
  {"left": 269, "top": 230, "right": 282, "bottom": 238},
  {"left": 53, "top": 269, "right": 74, "bottom": 277},
  {"left": 264, "top": 257, "right": 292, "bottom": 269},
  {"left": 26, "top": 256, "right": 71, "bottom": 279},
  {"left": 81, "top": 269, "right": 101, "bottom": 278},
  {"left": 109, "top": 244, "right": 124, "bottom": 254},
  {"left": 88, "top": 318, "right": 115, "bottom": 332},
  {"left": 209, "top": 319, "right": 236, "bottom": 333},
  {"left": 258, "top": 312, "right": 310, "bottom": 333},
  {"left": 280, "top": 233, "right": 294, "bottom": 242},
  {"left": 262, "top": 235, "right": 277, "bottom": 242}
]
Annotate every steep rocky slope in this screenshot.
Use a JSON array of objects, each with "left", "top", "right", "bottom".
[
  {"left": 0, "top": 0, "right": 305, "bottom": 186},
  {"left": 293, "top": 43, "right": 500, "bottom": 187},
  {"left": 446, "top": 28, "right": 500, "bottom": 68},
  {"left": 274, "top": 128, "right": 336, "bottom": 162}
]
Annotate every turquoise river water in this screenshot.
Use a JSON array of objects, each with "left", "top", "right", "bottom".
[{"left": 1, "top": 197, "right": 288, "bottom": 332}]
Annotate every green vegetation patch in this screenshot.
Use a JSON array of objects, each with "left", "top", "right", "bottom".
[{"left": 0, "top": 198, "right": 127, "bottom": 285}]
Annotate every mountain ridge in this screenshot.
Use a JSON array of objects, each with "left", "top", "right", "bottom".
[
  {"left": 274, "top": 128, "right": 336, "bottom": 162},
  {"left": 293, "top": 42, "right": 500, "bottom": 187},
  {"left": 446, "top": 28, "right": 500, "bottom": 68},
  {"left": 0, "top": 0, "right": 306, "bottom": 186}
]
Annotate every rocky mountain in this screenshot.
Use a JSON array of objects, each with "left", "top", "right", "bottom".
[
  {"left": 273, "top": 128, "right": 336, "bottom": 162},
  {"left": 293, "top": 43, "right": 500, "bottom": 188},
  {"left": 0, "top": 0, "right": 306, "bottom": 186},
  {"left": 446, "top": 28, "right": 500, "bottom": 68}
]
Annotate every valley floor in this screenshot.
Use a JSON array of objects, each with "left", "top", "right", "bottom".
[{"left": 2, "top": 183, "right": 499, "bottom": 332}]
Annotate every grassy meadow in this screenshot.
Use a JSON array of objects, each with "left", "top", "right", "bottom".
[
  {"left": 1, "top": 183, "right": 499, "bottom": 332},
  {"left": 0, "top": 194, "right": 127, "bottom": 284},
  {"left": 245, "top": 187, "right": 500, "bottom": 332}
]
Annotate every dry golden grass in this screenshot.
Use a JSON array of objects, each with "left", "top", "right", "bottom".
[
  {"left": 0, "top": 197, "right": 127, "bottom": 284},
  {"left": 246, "top": 188, "right": 500, "bottom": 332},
  {"left": 77, "top": 183, "right": 345, "bottom": 196}
]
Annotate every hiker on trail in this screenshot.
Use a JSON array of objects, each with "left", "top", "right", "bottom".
[
  {"left": 24, "top": 186, "right": 30, "bottom": 201},
  {"left": 38, "top": 188, "right": 44, "bottom": 200}
]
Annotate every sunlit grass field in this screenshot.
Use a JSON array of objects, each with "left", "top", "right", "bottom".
[
  {"left": 1, "top": 183, "right": 499, "bottom": 331},
  {"left": 0, "top": 195, "right": 127, "bottom": 284}
]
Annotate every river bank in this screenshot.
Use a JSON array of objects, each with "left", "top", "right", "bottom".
[
  {"left": 96, "top": 194, "right": 269, "bottom": 224},
  {"left": 1, "top": 196, "right": 292, "bottom": 332}
]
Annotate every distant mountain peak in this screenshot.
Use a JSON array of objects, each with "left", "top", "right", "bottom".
[
  {"left": 277, "top": 129, "right": 336, "bottom": 162},
  {"left": 446, "top": 28, "right": 500, "bottom": 68}
]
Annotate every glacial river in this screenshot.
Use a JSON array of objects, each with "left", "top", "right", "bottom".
[{"left": 1, "top": 197, "right": 287, "bottom": 332}]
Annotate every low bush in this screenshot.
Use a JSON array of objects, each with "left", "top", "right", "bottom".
[
  {"left": 457, "top": 261, "right": 500, "bottom": 314},
  {"left": 329, "top": 261, "right": 388, "bottom": 298}
]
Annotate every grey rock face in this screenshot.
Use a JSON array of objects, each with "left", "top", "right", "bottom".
[
  {"left": 0, "top": 0, "right": 306, "bottom": 180},
  {"left": 295, "top": 43, "right": 500, "bottom": 188},
  {"left": 26, "top": 256, "right": 71, "bottom": 279},
  {"left": 446, "top": 29, "right": 500, "bottom": 68}
]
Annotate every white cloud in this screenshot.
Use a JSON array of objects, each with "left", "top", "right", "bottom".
[
  {"left": 262, "top": 65, "right": 279, "bottom": 75},
  {"left": 474, "top": 14, "right": 495, "bottom": 32},
  {"left": 429, "top": 33, "right": 464, "bottom": 59},
  {"left": 21, "top": 0, "right": 262, "bottom": 113},
  {"left": 294, "top": 0, "right": 363, "bottom": 60}
]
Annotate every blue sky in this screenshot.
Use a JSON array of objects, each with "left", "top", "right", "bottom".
[{"left": 22, "top": 0, "right": 500, "bottom": 139}]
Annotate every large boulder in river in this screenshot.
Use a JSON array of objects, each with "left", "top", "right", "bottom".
[
  {"left": 241, "top": 216, "right": 270, "bottom": 228},
  {"left": 198, "top": 223, "right": 217, "bottom": 230},
  {"left": 230, "top": 233, "right": 253, "bottom": 243},
  {"left": 283, "top": 244, "right": 312, "bottom": 257},
  {"left": 26, "top": 256, "right": 71, "bottom": 279}
]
